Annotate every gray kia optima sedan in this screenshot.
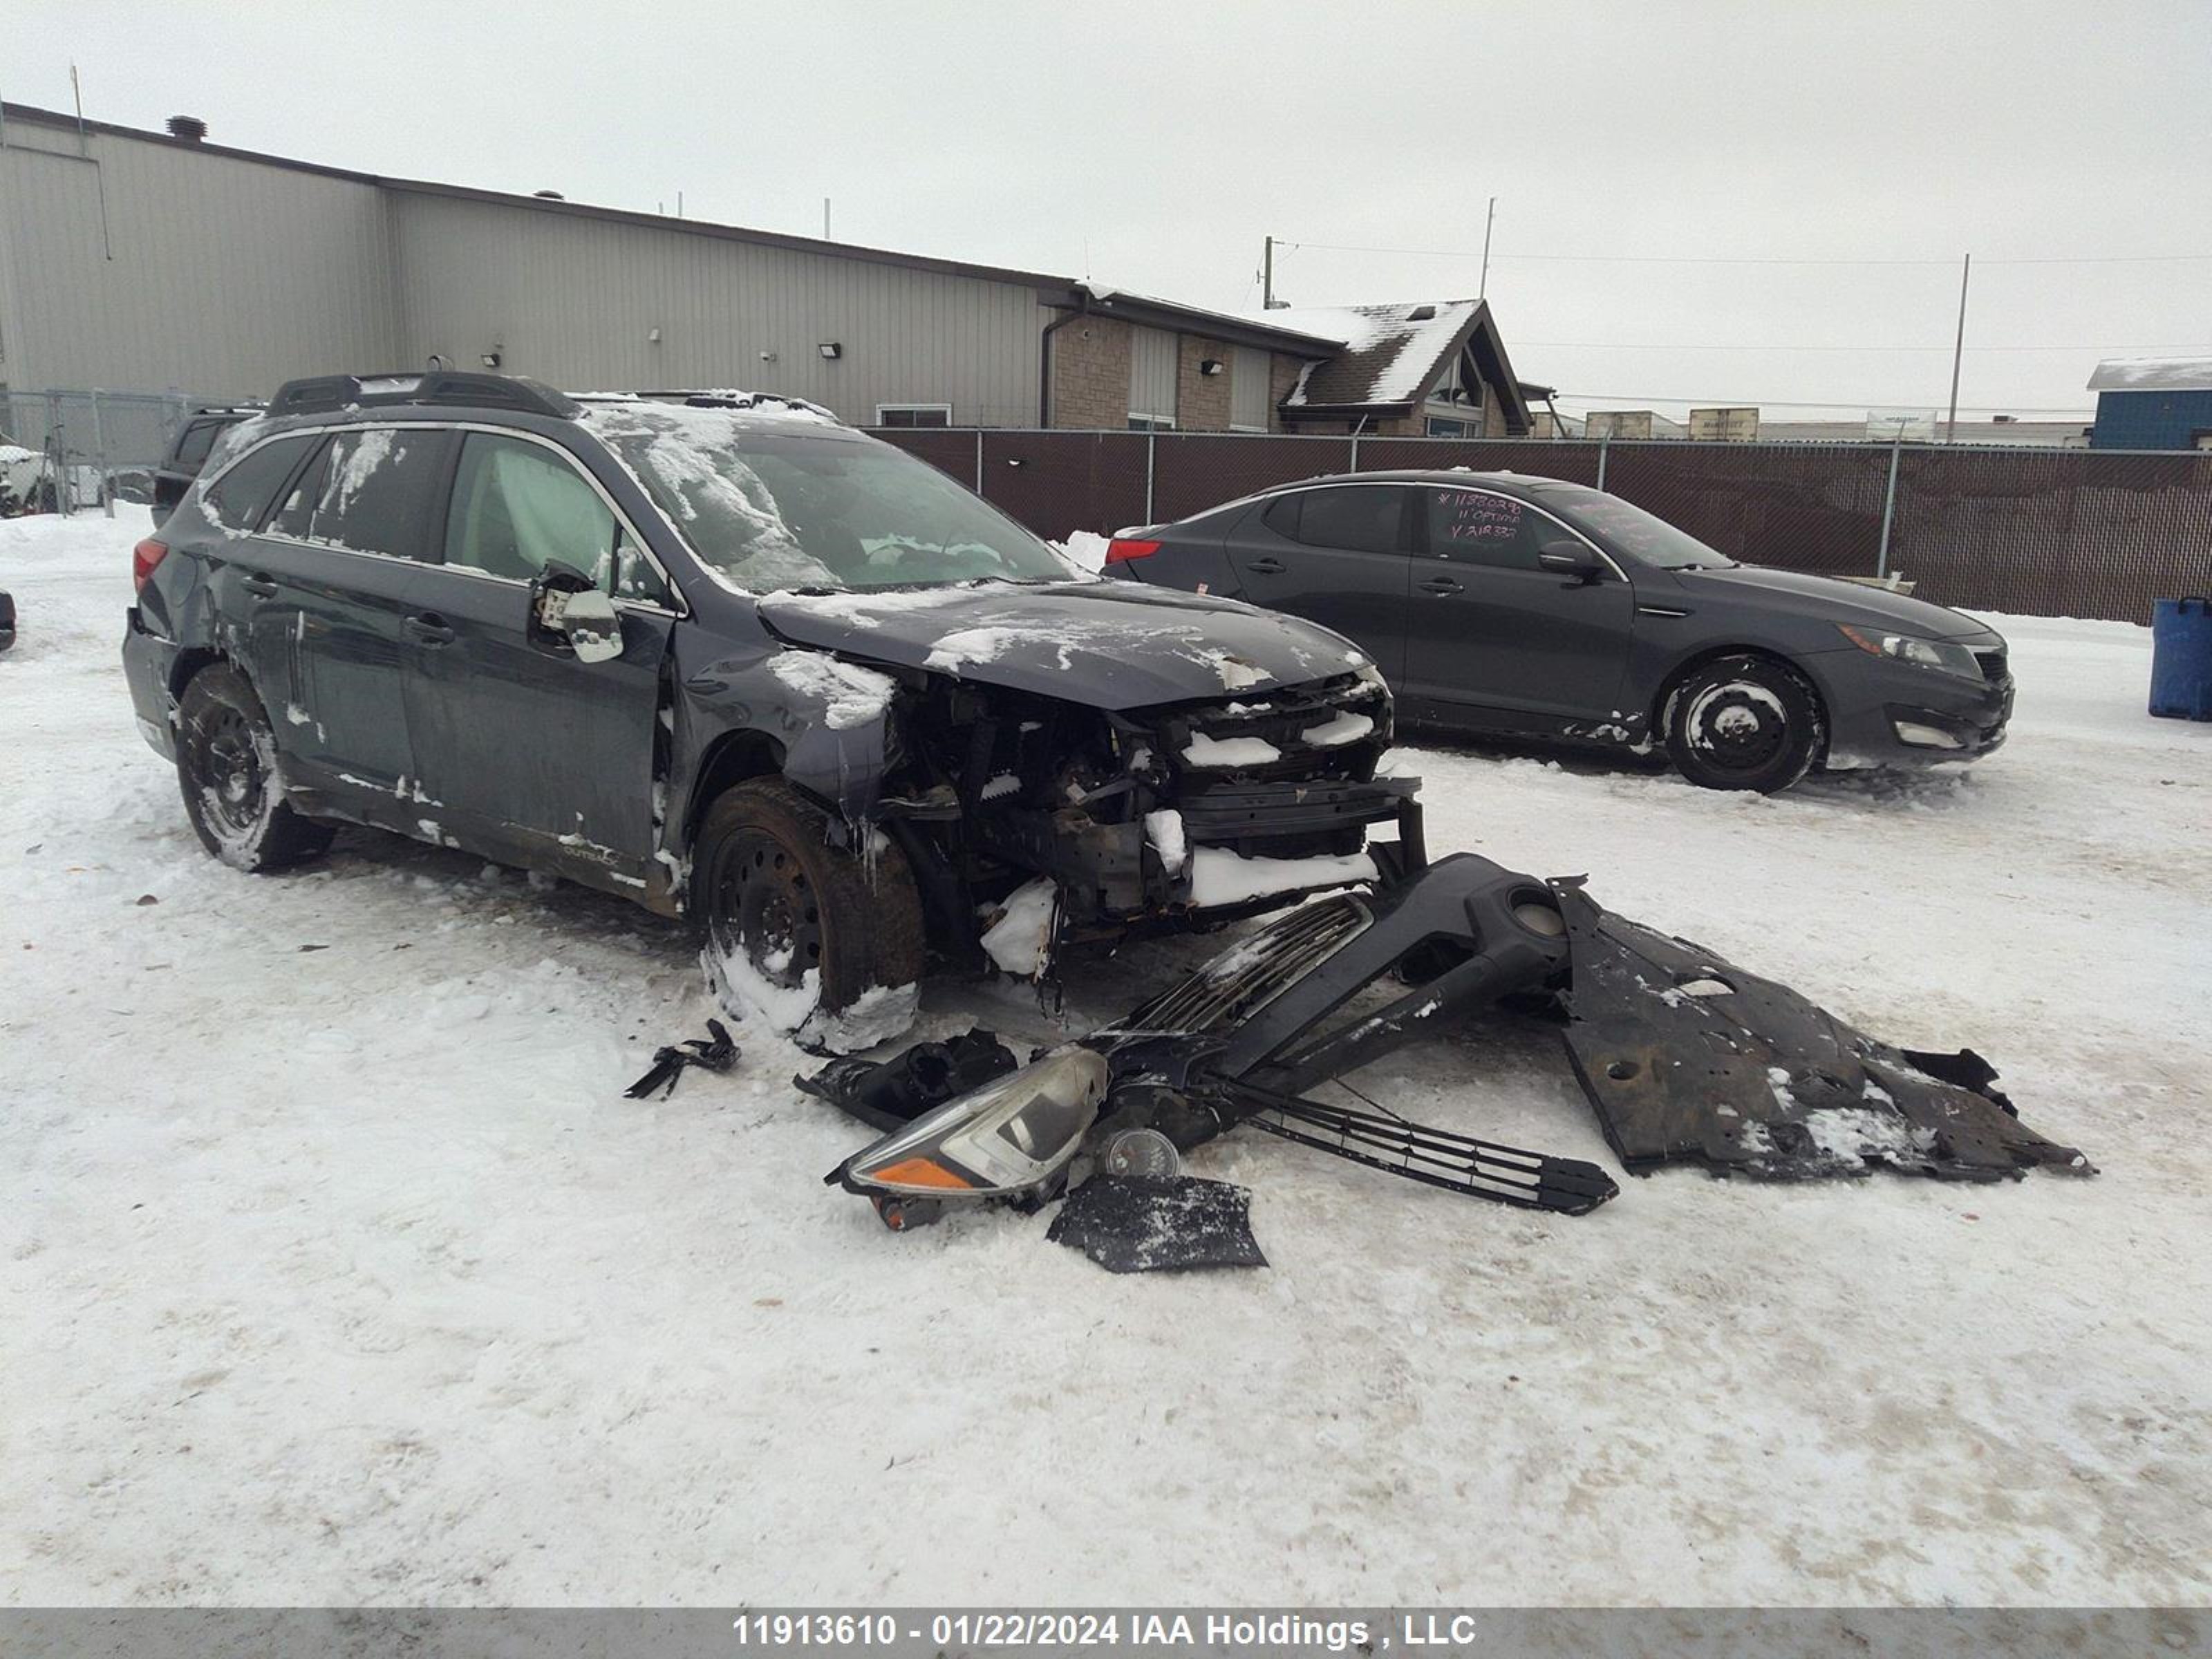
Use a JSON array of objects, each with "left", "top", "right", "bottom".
[{"left": 1105, "top": 471, "right": 2013, "bottom": 793}]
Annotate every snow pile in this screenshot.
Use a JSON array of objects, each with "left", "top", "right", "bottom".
[
  {"left": 925, "top": 626, "right": 1029, "bottom": 673},
  {"left": 980, "top": 877, "right": 1058, "bottom": 977},
  {"left": 765, "top": 651, "right": 897, "bottom": 730},
  {"left": 1056, "top": 530, "right": 1113, "bottom": 573},
  {"left": 1300, "top": 711, "right": 1374, "bottom": 748},
  {"left": 1187, "top": 846, "right": 1376, "bottom": 906},
  {"left": 703, "top": 937, "right": 919, "bottom": 1055},
  {"left": 1181, "top": 731, "right": 1281, "bottom": 768},
  {"left": 1143, "top": 809, "right": 1188, "bottom": 876}
]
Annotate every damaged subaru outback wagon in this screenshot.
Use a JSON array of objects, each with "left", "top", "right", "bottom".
[{"left": 124, "top": 372, "right": 1419, "bottom": 1049}]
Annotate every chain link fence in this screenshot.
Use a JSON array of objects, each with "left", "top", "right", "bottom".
[
  {"left": 10, "top": 390, "right": 2197, "bottom": 621},
  {"left": 872, "top": 427, "right": 2212, "bottom": 624},
  {"left": 0, "top": 388, "right": 214, "bottom": 516}
]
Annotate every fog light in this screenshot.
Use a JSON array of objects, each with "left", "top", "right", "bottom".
[{"left": 1893, "top": 720, "right": 1965, "bottom": 750}]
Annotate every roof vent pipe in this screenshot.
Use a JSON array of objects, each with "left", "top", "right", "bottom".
[{"left": 166, "top": 115, "right": 207, "bottom": 142}]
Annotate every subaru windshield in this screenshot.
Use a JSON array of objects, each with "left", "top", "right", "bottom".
[{"left": 589, "top": 404, "right": 1080, "bottom": 593}]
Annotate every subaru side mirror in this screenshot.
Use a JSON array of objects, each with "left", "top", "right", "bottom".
[
  {"left": 527, "top": 563, "right": 625, "bottom": 662},
  {"left": 558, "top": 589, "right": 624, "bottom": 663},
  {"left": 1539, "top": 541, "right": 1602, "bottom": 585}
]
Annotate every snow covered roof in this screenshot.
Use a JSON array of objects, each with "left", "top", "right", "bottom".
[
  {"left": 1258, "top": 301, "right": 1483, "bottom": 408},
  {"left": 1236, "top": 299, "right": 1533, "bottom": 432},
  {"left": 2087, "top": 356, "right": 2212, "bottom": 393}
]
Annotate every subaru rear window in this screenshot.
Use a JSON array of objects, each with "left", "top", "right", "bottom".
[{"left": 205, "top": 435, "right": 317, "bottom": 532}]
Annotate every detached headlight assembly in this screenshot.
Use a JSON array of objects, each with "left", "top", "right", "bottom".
[
  {"left": 829, "top": 1048, "right": 1109, "bottom": 1229},
  {"left": 1837, "top": 624, "right": 1982, "bottom": 679}
]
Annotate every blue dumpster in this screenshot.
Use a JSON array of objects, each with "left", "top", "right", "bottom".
[{"left": 2150, "top": 597, "right": 2212, "bottom": 721}]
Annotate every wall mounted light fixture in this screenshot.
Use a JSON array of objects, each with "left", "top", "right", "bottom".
[
  {"left": 818, "top": 341, "right": 843, "bottom": 359},
  {"left": 480, "top": 350, "right": 503, "bottom": 369},
  {"left": 1199, "top": 358, "right": 1224, "bottom": 376}
]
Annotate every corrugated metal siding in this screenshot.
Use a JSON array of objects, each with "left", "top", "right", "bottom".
[
  {"left": 388, "top": 191, "right": 1045, "bottom": 426},
  {"left": 2091, "top": 388, "right": 2212, "bottom": 451},
  {"left": 0, "top": 126, "right": 400, "bottom": 397},
  {"left": 1229, "top": 346, "right": 1268, "bottom": 429},
  {"left": 1128, "top": 326, "right": 1178, "bottom": 422}
]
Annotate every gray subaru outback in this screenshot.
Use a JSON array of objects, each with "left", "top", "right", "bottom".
[{"left": 124, "top": 373, "right": 1418, "bottom": 1049}]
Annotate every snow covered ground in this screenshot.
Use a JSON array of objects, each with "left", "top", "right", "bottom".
[{"left": 5, "top": 508, "right": 2209, "bottom": 1608}]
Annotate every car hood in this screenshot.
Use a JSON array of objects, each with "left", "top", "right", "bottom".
[
  {"left": 756, "top": 579, "right": 1369, "bottom": 709},
  {"left": 1670, "top": 564, "right": 1999, "bottom": 641}
]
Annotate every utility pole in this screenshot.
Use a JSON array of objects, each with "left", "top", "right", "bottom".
[
  {"left": 1944, "top": 252, "right": 1971, "bottom": 443},
  {"left": 1262, "top": 235, "right": 1275, "bottom": 309},
  {"left": 1479, "top": 197, "right": 1496, "bottom": 300}
]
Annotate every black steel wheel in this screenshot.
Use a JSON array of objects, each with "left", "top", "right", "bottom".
[
  {"left": 176, "top": 662, "right": 335, "bottom": 870},
  {"left": 1662, "top": 654, "right": 1825, "bottom": 794},
  {"left": 693, "top": 778, "right": 924, "bottom": 1053}
]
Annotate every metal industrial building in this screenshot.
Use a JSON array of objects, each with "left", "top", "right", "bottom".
[{"left": 0, "top": 102, "right": 1535, "bottom": 438}]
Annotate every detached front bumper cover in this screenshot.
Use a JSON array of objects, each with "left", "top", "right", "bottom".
[{"left": 805, "top": 851, "right": 2092, "bottom": 1246}]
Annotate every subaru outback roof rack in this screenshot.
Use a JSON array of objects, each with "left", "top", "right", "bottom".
[{"left": 268, "top": 371, "right": 581, "bottom": 420}]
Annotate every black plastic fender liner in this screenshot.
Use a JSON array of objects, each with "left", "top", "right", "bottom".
[
  {"left": 1554, "top": 887, "right": 2094, "bottom": 1182},
  {"left": 1047, "top": 1174, "right": 1267, "bottom": 1273}
]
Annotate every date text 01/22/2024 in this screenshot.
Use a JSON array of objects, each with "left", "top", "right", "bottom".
[{"left": 727, "top": 1611, "right": 1506, "bottom": 1650}]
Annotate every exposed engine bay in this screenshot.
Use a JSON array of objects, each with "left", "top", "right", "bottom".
[{"left": 798, "top": 850, "right": 2092, "bottom": 1269}]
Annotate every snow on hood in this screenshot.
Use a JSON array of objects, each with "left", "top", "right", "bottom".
[{"left": 758, "top": 580, "right": 1369, "bottom": 710}]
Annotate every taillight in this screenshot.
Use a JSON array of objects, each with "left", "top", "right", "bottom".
[
  {"left": 132, "top": 538, "right": 170, "bottom": 592},
  {"left": 1105, "top": 537, "right": 1161, "bottom": 565}
]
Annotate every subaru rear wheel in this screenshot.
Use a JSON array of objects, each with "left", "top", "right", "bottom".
[{"left": 176, "top": 662, "right": 336, "bottom": 870}]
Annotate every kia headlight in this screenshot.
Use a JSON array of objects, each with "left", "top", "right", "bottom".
[
  {"left": 830, "top": 1048, "right": 1109, "bottom": 1206},
  {"left": 1837, "top": 624, "right": 1982, "bottom": 680}
]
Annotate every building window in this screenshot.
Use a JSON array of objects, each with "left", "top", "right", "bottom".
[
  {"left": 1128, "top": 413, "right": 1177, "bottom": 432},
  {"left": 876, "top": 404, "right": 953, "bottom": 428},
  {"left": 1425, "top": 417, "right": 1470, "bottom": 438}
]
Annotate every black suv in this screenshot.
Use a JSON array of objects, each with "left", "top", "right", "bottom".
[
  {"left": 152, "top": 403, "right": 262, "bottom": 514},
  {"left": 125, "top": 373, "right": 1416, "bottom": 1049}
]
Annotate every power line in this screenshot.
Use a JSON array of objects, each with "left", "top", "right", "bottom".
[
  {"left": 1278, "top": 238, "right": 2212, "bottom": 268},
  {"left": 1553, "top": 390, "right": 2096, "bottom": 413},
  {"left": 1519, "top": 340, "right": 2212, "bottom": 353}
]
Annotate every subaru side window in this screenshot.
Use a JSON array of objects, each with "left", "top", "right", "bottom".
[
  {"left": 442, "top": 434, "right": 673, "bottom": 606},
  {"left": 1291, "top": 486, "right": 1407, "bottom": 555},
  {"left": 323, "top": 429, "right": 455, "bottom": 559},
  {"left": 1423, "top": 487, "right": 1548, "bottom": 572},
  {"left": 268, "top": 439, "right": 331, "bottom": 541},
  {"left": 204, "top": 436, "right": 317, "bottom": 533},
  {"left": 446, "top": 434, "right": 620, "bottom": 582}
]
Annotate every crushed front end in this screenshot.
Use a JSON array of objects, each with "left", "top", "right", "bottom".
[{"left": 877, "top": 664, "right": 1423, "bottom": 964}]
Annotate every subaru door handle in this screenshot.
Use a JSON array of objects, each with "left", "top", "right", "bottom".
[
  {"left": 404, "top": 612, "right": 456, "bottom": 646},
  {"left": 240, "top": 574, "right": 279, "bottom": 599},
  {"left": 1418, "top": 577, "right": 1462, "bottom": 596},
  {"left": 1246, "top": 556, "right": 1286, "bottom": 575}
]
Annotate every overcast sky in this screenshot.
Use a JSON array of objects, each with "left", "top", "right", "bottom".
[{"left": 13, "top": 0, "right": 2210, "bottom": 420}]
